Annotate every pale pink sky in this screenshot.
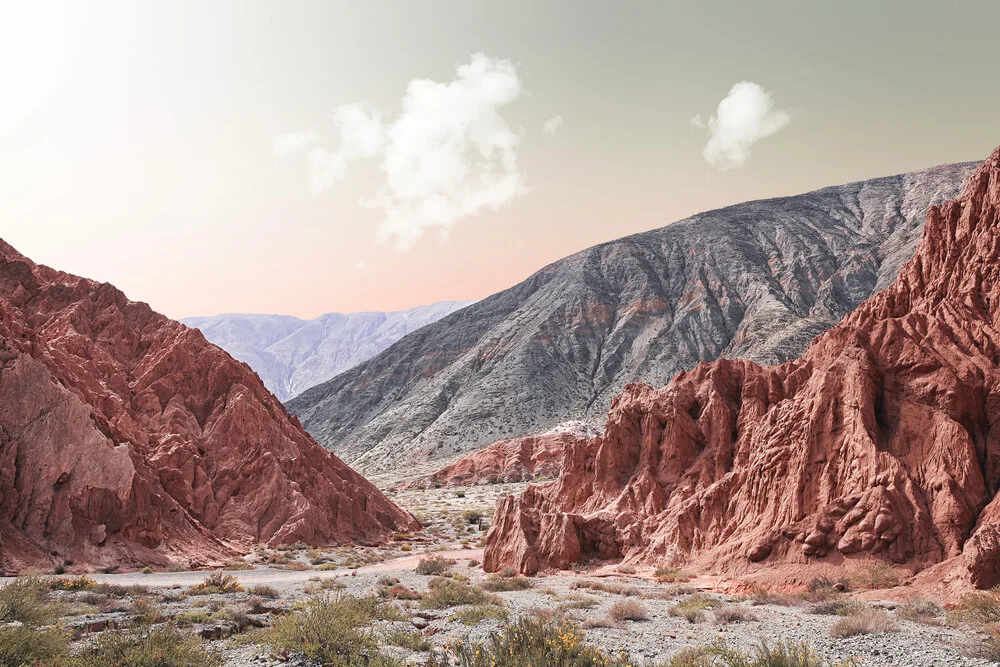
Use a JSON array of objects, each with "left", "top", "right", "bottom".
[{"left": 2, "top": 1, "right": 997, "bottom": 319}]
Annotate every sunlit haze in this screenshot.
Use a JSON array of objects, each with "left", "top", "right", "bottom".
[{"left": 2, "top": 0, "right": 998, "bottom": 319}]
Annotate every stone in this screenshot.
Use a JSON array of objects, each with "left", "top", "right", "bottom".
[
  {"left": 484, "top": 147, "right": 1000, "bottom": 591},
  {"left": 0, "top": 240, "right": 419, "bottom": 573},
  {"left": 287, "top": 163, "right": 977, "bottom": 476}
]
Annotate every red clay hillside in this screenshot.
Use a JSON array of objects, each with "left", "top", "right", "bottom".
[
  {"left": 0, "top": 241, "right": 419, "bottom": 574},
  {"left": 485, "top": 146, "right": 1000, "bottom": 591}
]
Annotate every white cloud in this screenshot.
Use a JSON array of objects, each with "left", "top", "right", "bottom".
[
  {"left": 689, "top": 114, "right": 705, "bottom": 128},
  {"left": 277, "top": 54, "right": 527, "bottom": 249},
  {"left": 695, "top": 82, "right": 791, "bottom": 171},
  {"left": 542, "top": 115, "right": 563, "bottom": 137}
]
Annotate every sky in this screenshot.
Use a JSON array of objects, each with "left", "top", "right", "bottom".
[{"left": 1, "top": 1, "right": 998, "bottom": 320}]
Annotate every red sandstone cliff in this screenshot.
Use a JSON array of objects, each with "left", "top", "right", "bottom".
[
  {"left": 403, "top": 433, "right": 583, "bottom": 489},
  {"left": 484, "top": 146, "right": 1000, "bottom": 591},
  {"left": 0, "top": 241, "right": 419, "bottom": 573}
]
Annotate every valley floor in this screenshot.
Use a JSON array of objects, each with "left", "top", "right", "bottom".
[{"left": 1, "top": 482, "right": 994, "bottom": 666}]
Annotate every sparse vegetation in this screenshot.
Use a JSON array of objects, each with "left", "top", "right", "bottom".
[
  {"left": 74, "top": 625, "right": 223, "bottom": 667},
  {"left": 0, "top": 575, "right": 60, "bottom": 626},
  {"left": 415, "top": 554, "right": 454, "bottom": 576},
  {"left": 440, "top": 617, "right": 632, "bottom": 667},
  {"left": 420, "top": 577, "right": 499, "bottom": 609},
  {"left": 222, "top": 558, "right": 253, "bottom": 570},
  {"left": 258, "top": 594, "right": 403, "bottom": 666},
  {"left": 855, "top": 561, "right": 902, "bottom": 590},
  {"left": 897, "top": 599, "right": 943, "bottom": 625},
  {"left": 570, "top": 579, "right": 641, "bottom": 597},
  {"left": 188, "top": 572, "right": 243, "bottom": 595},
  {"left": 247, "top": 584, "right": 280, "bottom": 599},
  {"left": 0, "top": 625, "right": 72, "bottom": 666},
  {"left": 829, "top": 606, "right": 899, "bottom": 637},
  {"left": 714, "top": 604, "right": 759, "bottom": 624},
  {"left": 669, "top": 594, "right": 722, "bottom": 624},
  {"left": 608, "top": 600, "right": 648, "bottom": 622},
  {"left": 453, "top": 604, "right": 509, "bottom": 625},
  {"left": 948, "top": 590, "right": 1000, "bottom": 626},
  {"left": 654, "top": 566, "right": 691, "bottom": 583},
  {"left": 482, "top": 574, "right": 534, "bottom": 592},
  {"left": 670, "top": 639, "right": 860, "bottom": 666},
  {"left": 383, "top": 627, "right": 433, "bottom": 651}
]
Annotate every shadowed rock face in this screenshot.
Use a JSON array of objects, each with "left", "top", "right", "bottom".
[
  {"left": 0, "top": 241, "right": 419, "bottom": 573},
  {"left": 484, "top": 148, "right": 1000, "bottom": 591},
  {"left": 287, "top": 162, "right": 977, "bottom": 475}
]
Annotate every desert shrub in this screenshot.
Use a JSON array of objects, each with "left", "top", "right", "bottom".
[
  {"left": 130, "top": 597, "right": 163, "bottom": 625},
  {"left": 47, "top": 575, "right": 98, "bottom": 591},
  {"left": 444, "top": 617, "right": 632, "bottom": 667},
  {"left": 809, "top": 599, "right": 867, "bottom": 616},
  {"left": 304, "top": 577, "right": 347, "bottom": 594},
  {"left": 222, "top": 558, "right": 253, "bottom": 571},
  {"left": 663, "top": 647, "right": 715, "bottom": 667},
  {"left": 258, "top": 594, "right": 401, "bottom": 666},
  {"left": 949, "top": 590, "right": 1000, "bottom": 626},
  {"left": 669, "top": 593, "right": 722, "bottom": 623},
  {"left": 897, "top": 598, "right": 943, "bottom": 625},
  {"left": 557, "top": 593, "right": 600, "bottom": 610},
  {"left": 139, "top": 566, "right": 153, "bottom": 575},
  {"left": 188, "top": 572, "right": 243, "bottom": 595},
  {"left": 608, "top": 600, "right": 648, "bottom": 622},
  {"left": 318, "top": 562, "right": 340, "bottom": 570},
  {"left": 969, "top": 625, "right": 1000, "bottom": 661},
  {"left": 453, "top": 604, "right": 509, "bottom": 626},
  {"left": 420, "top": 578, "right": 499, "bottom": 609},
  {"left": 654, "top": 566, "right": 692, "bottom": 583},
  {"left": 704, "top": 639, "right": 859, "bottom": 666},
  {"left": 415, "top": 555, "right": 454, "bottom": 576},
  {"left": 482, "top": 575, "right": 534, "bottom": 592},
  {"left": 248, "top": 584, "right": 280, "bottom": 599},
  {"left": 74, "top": 625, "right": 222, "bottom": 667},
  {"left": 173, "top": 609, "right": 212, "bottom": 625},
  {"left": 828, "top": 606, "right": 899, "bottom": 637},
  {"left": 384, "top": 583, "right": 423, "bottom": 600},
  {"left": 383, "top": 627, "right": 433, "bottom": 651},
  {"left": 0, "top": 624, "right": 72, "bottom": 666},
  {"left": 0, "top": 575, "right": 59, "bottom": 626},
  {"left": 497, "top": 566, "right": 518, "bottom": 578},
  {"left": 714, "top": 604, "right": 759, "bottom": 624},
  {"left": 748, "top": 584, "right": 797, "bottom": 606},
  {"left": 855, "top": 561, "right": 902, "bottom": 590},
  {"left": 570, "top": 579, "right": 640, "bottom": 597},
  {"left": 617, "top": 564, "right": 637, "bottom": 575},
  {"left": 462, "top": 510, "right": 484, "bottom": 524}
]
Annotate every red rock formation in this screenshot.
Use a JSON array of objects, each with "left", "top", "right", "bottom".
[
  {"left": 404, "top": 433, "right": 583, "bottom": 489},
  {"left": 485, "top": 147, "right": 1000, "bottom": 590},
  {"left": 0, "top": 241, "right": 419, "bottom": 573}
]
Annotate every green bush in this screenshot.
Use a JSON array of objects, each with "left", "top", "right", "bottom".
[
  {"left": 0, "top": 575, "right": 59, "bottom": 626},
  {"left": 188, "top": 573, "right": 243, "bottom": 595},
  {"left": 452, "top": 604, "right": 509, "bottom": 625},
  {"left": 383, "top": 627, "right": 433, "bottom": 651},
  {"left": 669, "top": 593, "right": 722, "bottom": 623},
  {"left": 0, "top": 624, "right": 72, "bottom": 666},
  {"left": 420, "top": 578, "right": 499, "bottom": 609},
  {"left": 949, "top": 590, "right": 1000, "bottom": 626},
  {"left": 482, "top": 575, "right": 534, "bottom": 592},
  {"left": 258, "top": 594, "right": 403, "bottom": 666},
  {"left": 74, "top": 625, "right": 222, "bottom": 667},
  {"left": 442, "top": 617, "right": 632, "bottom": 666},
  {"left": 897, "top": 599, "right": 943, "bottom": 625},
  {"left": 415, "top": 555, "right": 454, "bottom": 576}
]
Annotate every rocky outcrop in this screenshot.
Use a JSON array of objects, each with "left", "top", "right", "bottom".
[
  {"left": 287, "top": 162, "right": 977, "bottom": 474},
  {"left": 0, "top": 241, "right": 418, "bottom": 573},
  {"left": 483, "top": 147, "right": 1000, "bottom": 591},
  {"left": 183, "top": 301, "right": 473, "bottom": 402},
  {"left": 404, "top": 433, "right": 584, "bottom": 489}
]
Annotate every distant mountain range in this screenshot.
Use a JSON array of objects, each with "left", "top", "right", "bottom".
[
  {"left": 182, "top": 301, "right": 473, "bottom": 401},
  {"left": 285, "top": 161, "right": 978, "bottom": 475}
]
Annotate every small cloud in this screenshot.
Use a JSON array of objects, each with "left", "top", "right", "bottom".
[
  {"left": 690, "top": 114, "right": 705, "bottom": 128},
  {"left": 277, "top": 54, "right": 528, "bottom": 250},
  {"left": 542, "top": 115, "right": 563, "bottom": 137},
  {"left": 694, "top": 82, "right": 791, "bottom": 171}
]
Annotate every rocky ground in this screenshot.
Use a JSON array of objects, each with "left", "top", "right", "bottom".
[{"left": 1, "top": 482, "right": 995, "bottom": 666}]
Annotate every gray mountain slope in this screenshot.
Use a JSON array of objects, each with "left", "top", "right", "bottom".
[
  {"left": 286, "top": 161, "right": 978, "bottom": 474},
  {"left": 183, "top": 300, "right": 473, "bottom": 401}
]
